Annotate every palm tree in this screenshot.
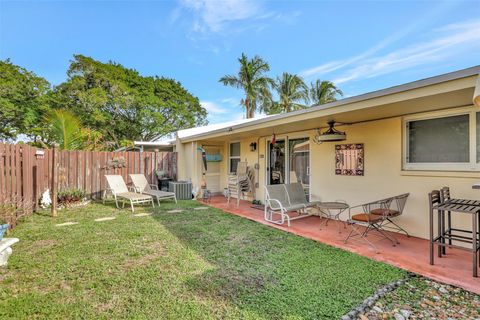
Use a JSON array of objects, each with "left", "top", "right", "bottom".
[
  {"left": 268, "top": 72, "right": 309, "bottom": 114},
  {"left": 219, "top": 53, "right": 274, "bottom": 118},
  {"left": 309, "top": 80, "right": 343, "bottom": 106},
  {"left": 44, "top": 109, "right": 87, "bottom": 150}
]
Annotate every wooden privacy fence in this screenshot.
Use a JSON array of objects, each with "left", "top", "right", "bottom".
[{"left": 0, "top": 142, "right": 177, "bottom": 219}]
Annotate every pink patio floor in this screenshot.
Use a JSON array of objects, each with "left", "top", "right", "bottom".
[{"left": 204, "top": 196, "right": 480, "bottom": 295}]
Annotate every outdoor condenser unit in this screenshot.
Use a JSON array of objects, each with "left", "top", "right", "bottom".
[{"left": 169, "top": 181, "right": 193, "bottom": 200}]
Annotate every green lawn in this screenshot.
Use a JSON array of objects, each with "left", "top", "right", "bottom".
[{"left": 0, "top": 201, "right": 406, "bottom": 319}]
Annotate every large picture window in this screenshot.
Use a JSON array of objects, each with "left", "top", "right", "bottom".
[
  {"left": 229, "top": 142, "right": 241, "bottom": 174},
  {"left": 404, "top": 108, "right": 479, "bottom": 171}
]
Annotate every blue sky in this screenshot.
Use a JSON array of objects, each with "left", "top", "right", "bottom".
[{"left": 1, "top": 0, "right": 479, "bottom": 124}]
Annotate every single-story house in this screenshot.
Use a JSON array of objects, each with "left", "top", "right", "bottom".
[{"left": 169, "top": 66, "right": 480, "bottom": 240}]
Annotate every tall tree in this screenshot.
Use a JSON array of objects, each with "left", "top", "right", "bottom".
[
  {"left": 268, "top": 72, "right": 309, "bottom": 114},
  {"left": 53, "top": 55, "right": 207, "bottom": 148},
  {"left": 309, "top": 80, "right": 343, "bottom": 106},
  {"left": 0, "top": 59, "right": 51, "bottom": 140},
  {"left": 219, "top": 53, "right": 273, "bottom": 118}
]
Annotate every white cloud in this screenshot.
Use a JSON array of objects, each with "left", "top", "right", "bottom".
[
  {"left": 201, "top": 101, "right": 228, "bottom": 114},
  {"left": 178, "top": 0, "right": 261, "bottom": 33},
  {"left": 332, "top": 20, "right": 480, "bottom": 84},
  {"left": 301, "top": 19, "right": 480, "bottom": 85}
]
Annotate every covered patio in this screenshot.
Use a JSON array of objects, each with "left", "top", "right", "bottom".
[{"left": 206, "top": 195, "right": 480, "bottom": 294}]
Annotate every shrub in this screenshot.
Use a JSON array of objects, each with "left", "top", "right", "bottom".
[
  {"left": 57, "top": 188, "right": 86, "bottom": 207},
  {"left": 0, "top": 197, "right": 32, "bottom": 228}
]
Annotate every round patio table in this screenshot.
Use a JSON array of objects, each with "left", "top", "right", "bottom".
[{"left": 317, "top": 201, "right": 350, "bottom": 233}]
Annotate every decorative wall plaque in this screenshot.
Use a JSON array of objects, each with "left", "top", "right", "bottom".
[{"left": 335, "top": 144, "right": 364, "bottom": 176}]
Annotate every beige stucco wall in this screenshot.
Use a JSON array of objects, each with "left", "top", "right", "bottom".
[{"left": 180, "top": 106, "right": 480, "bottom": 240}]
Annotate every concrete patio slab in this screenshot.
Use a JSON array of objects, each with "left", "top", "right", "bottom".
[
  {"left": 94, "top": 217, "right": 116, "bottom": 222},
  {"left": 133, "top": 213, "right": 151, "bottom": 217},
  {"left": 55, "top": 222, "right": 78, "bottom": 227}
]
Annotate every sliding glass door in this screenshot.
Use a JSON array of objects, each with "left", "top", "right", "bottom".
[
  {"left": 267, "top": 137, "right": 310, "bottom": 191},
  {"left": 288, "top": 138, "right": 310, "bottom": 198}
]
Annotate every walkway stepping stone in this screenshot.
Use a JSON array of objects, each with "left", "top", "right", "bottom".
[
  {"left": 167, "top": 209, "right": 183, "bottom": 213},
  {"left": 55, "top": 222, "right": 78, "bottom": 227},
  {"left": 133, "top": 213, "right": 151, "bottom": 217},
  {"left": 94, "top": 217, "right": 116, "bottom": 222},
  {"left": 194, "top": 207, "right": 209, "bottom": 210}
]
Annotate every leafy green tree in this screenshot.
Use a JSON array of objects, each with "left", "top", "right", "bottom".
[
  {"left": 0, "top": 59, "right": 51, "bottom": 140},
  {"left": 309, "top": 80, "right": 343, "bottom": 106},
  {"left": 53, "top": 55, "right": 207, "bottom": 148},
  {"left": 219, "top": 53, "right": 274, "bottom": 118},
  {"left": 268, "top": 72, "right": 309, "bottom": 114}
]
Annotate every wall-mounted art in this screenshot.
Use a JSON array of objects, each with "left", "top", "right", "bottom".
[{"left": 335, "top": 143, "right": 364, "bottom": 176}]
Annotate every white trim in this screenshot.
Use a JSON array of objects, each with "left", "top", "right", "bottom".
[
  {"left": 228, "top": 141, "right": 241, "bottom": 174},
  {"left": 402, "top": 106, "right": 479, "bottom": 171}
]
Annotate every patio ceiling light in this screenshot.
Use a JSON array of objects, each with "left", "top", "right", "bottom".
[{"left": 313, "top": 121, "right": 347, "bottom": 144}]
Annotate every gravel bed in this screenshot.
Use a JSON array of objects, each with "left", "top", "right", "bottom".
[{"left": 358, "top": 277, "right": 480, "bottom": 319}]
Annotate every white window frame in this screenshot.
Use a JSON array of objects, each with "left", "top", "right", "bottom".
[
  {"left": 403, "top": 106, "right": 479, "bottom": 171},
  {"left": 229, "top": 141, "right": 241, "bottom": 174}
]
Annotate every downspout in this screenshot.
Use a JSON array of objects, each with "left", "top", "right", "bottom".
[{"left": 474, "top": 74, "right": 480, "bottom": 107}]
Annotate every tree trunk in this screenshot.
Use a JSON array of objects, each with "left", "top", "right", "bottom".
[{"left": 245, "top": 97, "right": 252, "bottom": 119}]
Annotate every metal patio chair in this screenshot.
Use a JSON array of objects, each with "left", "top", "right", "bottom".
[
  {"left": 372, "top": 193, "right": 410, "bottom": 236},
  {"left": 344, "top": 196, "right": 398, "bottom": 252}
]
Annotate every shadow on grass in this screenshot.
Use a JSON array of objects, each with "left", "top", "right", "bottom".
[{"left": 151, "top": 200, "right": 406, "bottom": 319}]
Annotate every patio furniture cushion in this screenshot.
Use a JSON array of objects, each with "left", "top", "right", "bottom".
[
  {"left": 370, "top": 208, "right": 400, "bottom": 216},
  {"left": 351, "top": 213, "right": 383, "bottom": 223}
]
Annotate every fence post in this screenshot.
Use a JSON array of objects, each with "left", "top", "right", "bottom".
[{"left": 51, "top": 144, "right": 58, "bottom": 217}]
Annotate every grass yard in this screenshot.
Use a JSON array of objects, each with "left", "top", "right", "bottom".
[{"left": 0, "top": 201, "right": 406, "bottom": 319}]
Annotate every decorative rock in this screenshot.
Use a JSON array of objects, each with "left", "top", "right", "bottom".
[
  {"left": 400, "top": 309, "right": 412, "bottom": 319},
  {"left": 373, "top": 306, "right": 383, "bottom": 313},
  {"left": 394, "top": 313, "right": 405, "bottom": 320},
  {"left": 439, "top": 286, "right": 449, "bottom": 294}
]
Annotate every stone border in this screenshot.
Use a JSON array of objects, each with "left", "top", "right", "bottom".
[{"left": 341, "top": 273, "right": 417, "bottom": 320}]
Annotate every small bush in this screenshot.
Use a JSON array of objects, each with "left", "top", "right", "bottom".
[
  {"left": 57, "top": 188, "right": 86, "bottom": 207},
  {"left": 0, "top": 197, "right": 33, "bottom": 228}
]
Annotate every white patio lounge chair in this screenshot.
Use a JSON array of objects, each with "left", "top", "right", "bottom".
[
  {"left": 129, "top": 174, "right": 177, "bottom": 206},
  {"left": 264, "top": 184, "right": 309, "bottom": 227},
  {"left": 104, "top": 175, "right": 154, "bottom": 212}
]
